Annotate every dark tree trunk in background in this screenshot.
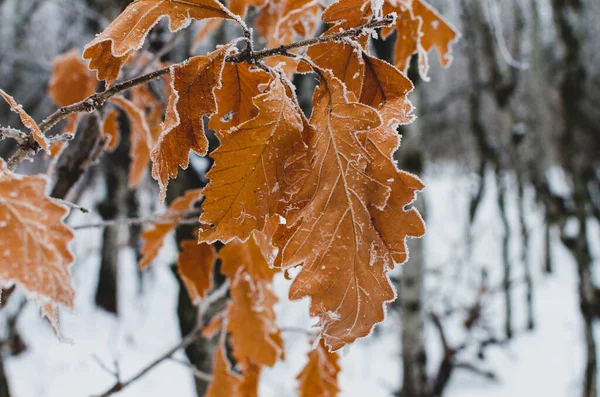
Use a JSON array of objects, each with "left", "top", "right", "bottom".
[
  {"left": 0, "top": 358, "right": 9, "bottom": 397},
  {"left": 551, "top": 0, "right": 598, "bottom": 395},
  {"left": 167, "top": 169, "right": 216, "bottom": 397},
  {"left": 95, "top": 114, "right": 130, "bottom": 314}
]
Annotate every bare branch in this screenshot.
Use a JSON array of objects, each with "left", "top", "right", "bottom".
[
  {"left": 0, "top": 127, "right": 28, "bottom": 145},
  {"left": 168, "top": 358, "right": 213, "bottom": 382},
  {"left": 72, "top": 209, "right": 199, "bottom": 230}
]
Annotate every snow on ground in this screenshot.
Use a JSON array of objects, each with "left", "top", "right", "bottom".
[{"left": 4, "top": 165, "right": 599, "bottom": 396}]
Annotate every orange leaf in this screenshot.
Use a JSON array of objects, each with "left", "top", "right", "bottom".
[
  {"left": 382, "top": 0, "right": 459, "bottom": 80},
  {"left": 83, "top": 0, "right": 233, "bottom": 85},
  {"left": 227, "top": 271, "right": 284, "bottom": 367},
  {"left": 321, "top": 0, "right": 372, "bottom": 28},
  {"left": 219, "top": 234, "right": 278, "bottom": 282},
  {"left": 200, "top": 78, "right": 306, "bottom": 243},
  {"left": 0, "top": 159, "right": 74, "bottom": 334},
  {"left": 49, "top": 48, "right": 97, "bottom": 107},
  {"left": 206, "top": 345, "right": 243, "bottom": 397},
  {"left": 177, "top": 240, "right": 216, "bottom": 303},
  {"left": 0, "top": 89, "right": 49, "bottom": 154},
  {"left": 297, "top": 339, "right": 340, "bottom": 397},
  {"left": 300, "top": 27, "right": 368, "bottom": 99},
  {"left": 208, "top": 62, "right": 271, "bottom": 134},
  {"left": 357, "top": 55, "right": 425, "bottom": 263},
  {"left": 110, "top": 96, "right": 153, "bottom": 188},
  {"left": 139, "top": 189, "right": 203, "bottom": 269},
  {"left": 239, "top": 362, "right": 261, "bottom": 397},
  {"left": 274, "top": 68, "right": 422, "bottom": 350},
  {"left": 101, "top": 110, "right": 121, "bottom": 152},
  {"left": 152, "top": 45, "right": 231, "bottom": 203},
  {"left": 360, "top": 53, "right": 414, "bottom": 141}
]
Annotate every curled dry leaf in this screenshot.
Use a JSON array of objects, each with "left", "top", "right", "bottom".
[
  {"left": 227, "top": 270, "right": 284, "bottom": 367},
  {"left": 177, "top": 240, "right": 216, "bottom": 304},
  {"left": 0, "top": 159, "right": 74, "bottom": 335},
  {"left": 297, "top": 339, "right": 340, "bottom": 397},
  {"left": 382, "top": 0, "right": 460, "bottom": 79},
  {"left": 83, "top": 0, "right": 233, "bottom": 85},
  {"left": 205, "top": 345, "right": 243, "bottom": 397},
  {"left": 101, "top": 109, "right": 121, "bottom": 152},
  {"left": 0, "top": 89, "right": 49, "bottom": 154},
  {"left": 152, "top": 45, "right": 231, "bottom": 203},
  {"left": 200, "top": 78, "right": 306, "bottom": 243},
  {"left": 110, "top": 96, "right": 154, "bottom": 187},
  {"left": 274, "top": 68, "right": 423, "bottom": 350},
  {"left": 208, "top": 62, "right": 271, "bottom": 134},
  {"left": 139, "top": 189, "right": 203, "bottom": 269}
]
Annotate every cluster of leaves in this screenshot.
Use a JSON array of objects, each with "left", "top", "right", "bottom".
[{"left": 0, "top": 0, "right": 458, "bottom": 394}]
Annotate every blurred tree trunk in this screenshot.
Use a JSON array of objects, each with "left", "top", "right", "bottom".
[
  {"left": 551, "top": 0, "right": 598, "bottom": 396},
  {"left": 167, "top": 169, "right": 216, "bottom": 397},
  {"left": 397, "top": 78, "right": 428, "bottom": 397},
  {"left": 0, "top": 358, "right": 9, "bottom": 397}
]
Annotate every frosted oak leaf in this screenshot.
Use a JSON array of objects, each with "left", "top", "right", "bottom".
[
  {"left": 200, "top": 78, "right": 306, "bottom": 243},
  {"left": 152, "top": 45, "right": 231, "bottom": 203},
  {"left": 0, "top": 159, "right": 74, "bottom": 335},
  {"left": 274, "top": 68, "right": 423, "bottom": 350},
  {"left": 83, "top": 0, "right": 233, "bottom": 85}
]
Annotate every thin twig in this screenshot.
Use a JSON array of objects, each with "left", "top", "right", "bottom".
[
  {"left": 55, "top": 198, "right": 89, "bottom": 213},
  {"left": 0, "top": 127, "right": 27, "bottom": 145},
  {"left": 227, "top": 14, "right": 395, "bottom": 63},
  {"left": 93, "top": 285, "right": 229, "bottom": 397},
  {"left": 93, "top": 327, "right": 204, "bottom": 397},
  {"left": 72, "top": 209, "right": 199, "bottom": 230},
  {"left": 168, "top": 358, "right": 213, "bottom": 382}
]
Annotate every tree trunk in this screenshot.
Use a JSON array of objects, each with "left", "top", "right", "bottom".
[
  {"left": 167, "top": 169, "right": 216, "bottom": 397},
  {"left": 396, "top": 81, "right": 428, "bottom": 397}
]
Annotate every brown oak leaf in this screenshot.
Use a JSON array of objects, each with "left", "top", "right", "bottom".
[
  {"left": 139, "top": 189, "right": 203, "bottom": 269},
  {"left": 206, "top": 345, "right": 243, "bottom": 397},
  {"left": 110, "top": 96, "right": 154, "bottom": 187},
  {"left": 49, "top": 48, "right": 97, "bottom": 107},
  {"left": 274, "top": 68, "right": 423, "bottom": 350},
  {"left": 83, "top": 0, "right": 233, "bottom": 85},
  {"left": 0, "top": 159, "right": 74, "bottom": 333},
  {"left": 200, "top": 78, "right": 305, "bottom": 243},
  {"left": 227, "top": 270, "right": 284, "bottom": 367},
  {"left": 208, "top": 62, "right": 271, "bottom": 134},
  {"left": 297, "top": 339, "right": 340, "bottom": 397},
  {"left": 151, "top": 45, "right": 231, "bottom": 203},
  {"left": 219, "top": 234, "right": 279, "bottom": 282},
  {"left": 382, "top": 0, "right": 459, "bottom": 79},
  {"left": 299, "top": 27, "right": 368, "bottom": 99},
  {"left": 177, "top": 240, "right": 216, "bottom": 303},
  {"left": 101, "top": 109, "right": 121, "bottom": 152}
]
